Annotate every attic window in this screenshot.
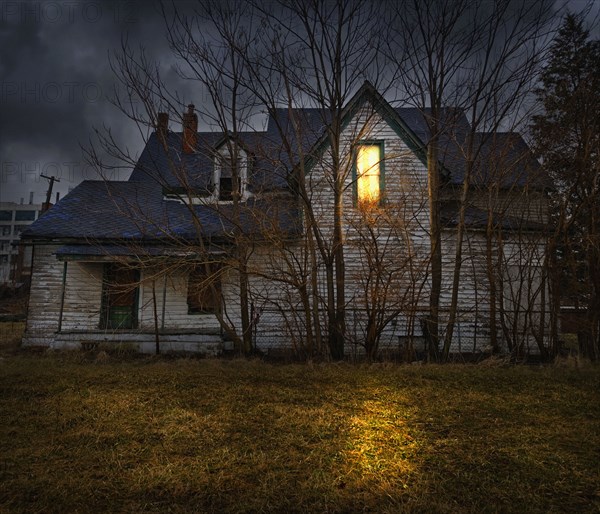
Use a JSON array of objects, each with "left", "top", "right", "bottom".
[
  {"left": 218, "top": 156, "right": 242, "bottom": 201},
  {"left": 355, "top": 142, "right": 384, "bottom": 209},
  {"left": 213, "top": 146, "right": 249, "bottom": 203}
]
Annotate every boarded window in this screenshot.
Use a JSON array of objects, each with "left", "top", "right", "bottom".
[{"left": 187, "top": 264, "right": 222, "bottom": 314}]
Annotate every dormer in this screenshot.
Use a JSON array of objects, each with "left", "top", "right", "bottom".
[{"left": 212, "top": 138, "right": 250, "bottom": 203}]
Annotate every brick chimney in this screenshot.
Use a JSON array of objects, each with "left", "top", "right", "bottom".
[
  {"left": 182, "top": 104, "right": 197, "bottom": 154},
  {"left": 156, "top": 112, "right": 169, "bottom": 149}
]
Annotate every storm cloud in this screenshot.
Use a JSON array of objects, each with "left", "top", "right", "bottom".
[
  {"left": 0, "top": 0, "right": 597, "bottom": 205},
  {"left": 0, "top": 0, "right": 193, "bottom": 204}
]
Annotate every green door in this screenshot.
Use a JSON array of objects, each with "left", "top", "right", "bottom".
[{"left": 101, "top": 264, "right": 139, "bottom": 329}]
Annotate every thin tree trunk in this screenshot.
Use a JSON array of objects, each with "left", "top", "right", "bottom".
[
  {"left": 427, "top": 142, "right": 442, "bottom": 361},
  {"left": 239, "top": 258, "right": 252, "bottom": 354},
  {"left": 442, "top": 156, "right": 474, "bottom": 359},
  {"left": 486, "top": 206, "right": 500, "bottom": 354},
  {"left": 152, "top": 279, "right": 160, "bottom": 355}
]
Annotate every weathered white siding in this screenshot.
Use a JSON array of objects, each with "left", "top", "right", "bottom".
[
  {"left": 23, "top": 244, "right": 63, "bottom": 346},
  {"left": 241, "top": 105, "right": 435, "bottom": 355},
  {"left": 434, "top": 222, "right": 549, "bottom": 355},
  {"left": 136, "top": 265, "right": 222, "bottom": 334},
  {"left": 59, "top": 261, "right": 103, "bottom": 331},
  {"left": 25, "top": 251, "right": 225, "bottom": 352}
]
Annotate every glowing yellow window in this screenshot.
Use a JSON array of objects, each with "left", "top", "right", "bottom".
[{"left": 356, "top": 144, "right": 382, "bottom": 208}]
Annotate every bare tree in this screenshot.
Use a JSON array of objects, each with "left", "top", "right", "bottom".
[
  {"left": 231, "top": 0, "right": 389, "bottom": 359},
  {"left": 388, "top": 0, "right": 555, "bottom": 359},
  {"left": 82, "top": 0, "right": 561, "bottom": 361},
  {"left": 84, "top": 0, "right": 389, "bottom": 359}
]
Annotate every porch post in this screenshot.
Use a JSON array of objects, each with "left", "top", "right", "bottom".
[
  {"left": 161, "top": 272, "right": 168, "bottom": 330},
  {"left": 57, "top": 260, "right": 68, "bottom": 332}
]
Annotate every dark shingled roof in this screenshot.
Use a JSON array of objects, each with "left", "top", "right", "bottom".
[
  {"left": 393, "top": 108, "right": 546, "bottom": 190},
  {"left": 129, "top": 131, "right": 290, "bottom": 193},
  {"left": 22, "top": 181, "right": 300, "bottom": 241},
  {"left": 264, "top": 104, "right": 545, "bottom": 191},
  {"left": 55, "top": 243, "right": 220, "bottom": 259},
  {"left": 23, "top": 84, "right": 545, "bottom": 243}
]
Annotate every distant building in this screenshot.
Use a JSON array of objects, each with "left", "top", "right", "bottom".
[{"left": 0, "top": 201, "right": 44, "bottom": 285}]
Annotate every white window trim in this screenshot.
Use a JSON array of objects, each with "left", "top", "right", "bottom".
[
  {"left": 162, "top": 143, "right": 252, "bottom": 206},
  {"left": 211, "top": 145, "right": 250, "bottom": 204}
]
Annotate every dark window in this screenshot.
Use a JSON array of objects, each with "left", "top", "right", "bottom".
[
  {"left": 187, "top": 264, "right": 221, "bottom": 314},
  {"left": 0, "top": 211, "right": 12, "bottom": 221},
  {"left": 100, "top": 264, "right": 139, "bottom": 329},
  {"left": 15, "top": 210, "right": 35, "bottom": 221},
  {"left": 1, "top": 226, "right": 11, "bottom": 236},
  {"left": 219, "top": 176, "right": 241, "bottom": 202},
  {"left": 218, "top": 155, "right": 242, "bottom": 201}
]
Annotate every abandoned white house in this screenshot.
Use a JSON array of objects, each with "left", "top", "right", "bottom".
[{"left": 21, "top": 83, "right": 550, "bottom": 358}]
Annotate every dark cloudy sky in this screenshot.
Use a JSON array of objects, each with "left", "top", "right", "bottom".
[
  {"left": 0, "top": 0, "right": 199, "bottom": 204},
  {"left": 0, "top": 0, "right": 598, "bottom": 205}
]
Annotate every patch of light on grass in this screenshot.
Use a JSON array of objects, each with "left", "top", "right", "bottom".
[{"left": 341, "top": 395, "right": 420, "bottom": 491}]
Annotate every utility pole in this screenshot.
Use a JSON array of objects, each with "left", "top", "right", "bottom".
[{"left": 40, "top": 174, "right": 60, "bottom": 213}]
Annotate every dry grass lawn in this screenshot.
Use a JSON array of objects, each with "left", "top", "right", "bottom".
[{"left": 0, "top": 322, "right": 599, "bottom": 513}]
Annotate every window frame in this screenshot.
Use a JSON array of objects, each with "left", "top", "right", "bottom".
[
  {"left": 213, "top": 146, "right": 249, "bottom": 203},
  {"left": 352, "top": 140, "right": 385, "bottom": 209},
  {"left": 15, "top": 210, "right": 36, "bottom": 221},
  {"left": 99, "top": 263, "right": 140, "bottom": 330},
  {"left": 187, "top": 263, "right": 222, "bottom": 315}
]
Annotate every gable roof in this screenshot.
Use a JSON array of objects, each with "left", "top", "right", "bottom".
[
  {"left": 264, "top": 81, "right": 545, "bottom": 191},
  {"left": 22, "top": 83, "right": 545, "bottom": 243},
  {"left": 274, "top": 82, "right": 429, "bottom": 173},
  {"left": 129, "top": 131, "right": 289, "bottom": 193}
]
